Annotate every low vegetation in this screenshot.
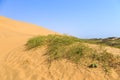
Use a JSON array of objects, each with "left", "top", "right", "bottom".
[
  {"left": 82, "top": 37, "right": 120, "bottom": 48},
  {"left": 26, "top": 35, "right": 120, "bottom": 73}
]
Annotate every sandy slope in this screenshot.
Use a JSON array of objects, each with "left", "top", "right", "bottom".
[
  {"left": 0, "top": 16, "right": 56, "bottom": 60},
  {"left": 0, "top": 16, "right": 119, "bottom": 80},
  {"left": 0, "top": 16, "right": 56, "bottom": 80}
]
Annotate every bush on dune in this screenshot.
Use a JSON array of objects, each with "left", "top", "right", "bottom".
[{"left": 26, "top": 34, "right": 120, "bottom": 73}]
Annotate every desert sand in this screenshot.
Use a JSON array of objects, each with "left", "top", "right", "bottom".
[{"left": 0, "top": 16, "right": 119, "bottom": 80}]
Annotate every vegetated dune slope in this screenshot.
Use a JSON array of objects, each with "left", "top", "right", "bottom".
[{"left": 0, "top": 16, "right": 119, "bottom": 80}]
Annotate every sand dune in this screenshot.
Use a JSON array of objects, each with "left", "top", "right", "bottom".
[
  {"left": 0, "top": 16, "right": 56, "bottom": 59},
  {"left": 0, "top": 16, "right": 56, "bottom": 80},
  {"left": 0, "top": 16, "right": 119, "bottom": 80}
]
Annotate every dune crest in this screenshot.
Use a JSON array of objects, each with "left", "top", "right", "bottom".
[{"left": 0, "top": 16, "right": 56, "bottom": 36}]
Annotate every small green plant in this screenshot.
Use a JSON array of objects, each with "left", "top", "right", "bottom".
[{"left": 88, "top": 63, "right": 98, "bottom": 68}]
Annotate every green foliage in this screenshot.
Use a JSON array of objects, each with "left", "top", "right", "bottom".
[
  {"left": 44, "top": 35, "right": 81, "bottom": 61},
  {"left": 91, "top": 50, "right": 114, "bottom": 64},
  {"left": 26, "top": 34, "right": 120, "bottom": 73},
  {"left": 26, "top": 36, "right": 46, "bottom": 49},
  {"left": 64, "top": 44, "right": 93, "bottom": 63},
  {"left": 90, "top": 50, "right": 120, "bottom": 72}
]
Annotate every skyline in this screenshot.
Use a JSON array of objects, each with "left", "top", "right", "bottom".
[{"left": 0, "top": 0, "right": 120, "bottom": 38}]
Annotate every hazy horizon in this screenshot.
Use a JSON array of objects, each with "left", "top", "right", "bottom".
[{"left": 0, "top": 0, "right": 120, "bottom": 38}]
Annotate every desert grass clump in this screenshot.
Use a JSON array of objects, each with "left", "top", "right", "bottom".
[
  {"left": 26, "top": 36, "right": 46, "bottom": 49},
  {"left": 26, "top": 34, "right": 81, "bottom": 49},
  {"left": 90, "top": 49, "right": 120, "bottom": 72},
  {"left": 63, "top": 43, "right": 93, "bottom": 63},
  {"left": 46, "top": 35, "right": 81, "bottom": 60},
  {"left": 26, "top": 34, "right": 120, "bottom": 73}
]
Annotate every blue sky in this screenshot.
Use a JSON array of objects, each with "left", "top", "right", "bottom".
[{"left": 0, "top": 0, "right": 120, "bottom": 38}]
